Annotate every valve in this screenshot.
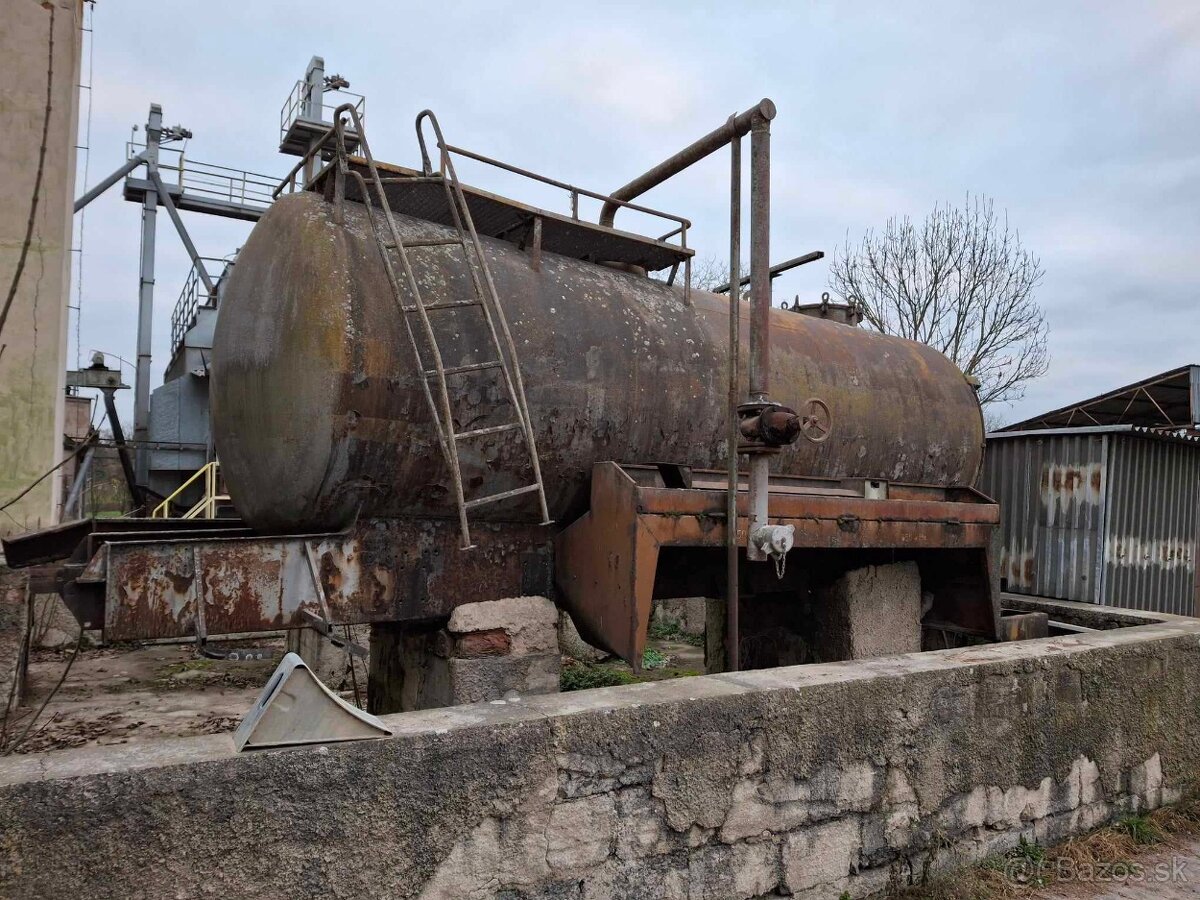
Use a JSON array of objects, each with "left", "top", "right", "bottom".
[
  {"left": 750, "top": 523, "right": 794, "bottom": 579},
  {"left": 739, "top": 399, "right": 833, "bottom": 447},
  {"left": 738, "top": 404, "right": 802, "bottom": 447},
  {"left": 799, "top": 398, "right": 832, "bottom": 443}
]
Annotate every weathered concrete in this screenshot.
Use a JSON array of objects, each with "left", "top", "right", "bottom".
[
  {"left": 285, "top": 624, "right": 369, "bottom": 694},
  {"left": 2, "top": 608, "right": 1198, "bottom": 899},
  {"left": 369, "top": 597, "right": 560, "bottom": 714},
  {"left": 814, "top": 561, "right": 923, "bottom": 661},
  {"left": 0, "top": 0, "right": 82, "bottom": 536},
  {"left": 559, "top": 609, "right": 609, "bottom": 663},
  {"left": 704, "top": 597, "right": 726, "bottom": 673},
  {"left": 1, "top": 570, "right": 30, "bottom": 714},
  {"left": 29, "top": 591, "right": 75, "bottom": 649},
  {"left": 655, "top": 598, "right": 707, "bottom": 637},
  {"left": 1001, "top": 592, "right": 1176, "bottom": 630}
]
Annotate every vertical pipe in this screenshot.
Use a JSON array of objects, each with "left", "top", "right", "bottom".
[
  {"left": 302, "top": 56, "right": 325, "bottom": 186},
  {"left": 748, "top": 114, "right": 771, "bottom": 401},
  {"left": 133, "top": 104, "right": 161, "bottom": 485},
  {"left": 726, "top": 128, "right": 742, "bottom": 673},
  {"left": 746, "top": 111, "right": 772, "bottom": 559}
]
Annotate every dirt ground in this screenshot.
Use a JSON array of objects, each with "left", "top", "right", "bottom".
[
  {"left": 2, "top": 629, "right": 701, "bottom": 755},
  {"left": 1035, "top": 839, "right": 1200, "bottom": 899},
  {"left": 2, "top": 638, "right": 288, "bottom": 754}
]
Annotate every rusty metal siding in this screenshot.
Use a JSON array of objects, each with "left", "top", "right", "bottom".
[
  {"left": 1192, "top": 367, "right": 1200, "bottom": 426},
  {"left": 1103, "top": 434, "right": 1200, "bottom": 615},
  {"left": 984, "top": 426, "right": 1200, "bottom": 616},
  {"left": 980, "top": 431, "right": 1107, "bottom": 603}
]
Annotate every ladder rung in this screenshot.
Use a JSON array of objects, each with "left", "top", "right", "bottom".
[
  {"left": 463, "top": 483, "right": 542, "bottom": 510},
  {"left": 384, "top": 237, "right": 461, "bottom": 249},
  {"left": 401, "top": 299, "right": 482, "bottom": 313},
  {"left": 407, "top": 237, "right": 463, "bottom": 248},
  {"left": 427, "top": 360, "right": 502, "bottom": 377},
  {"left": 455, "top": 422, "right": 521, "bottom": 440},
  {"left": 378, "top": 175, "right": 444, "bottom": 184}
]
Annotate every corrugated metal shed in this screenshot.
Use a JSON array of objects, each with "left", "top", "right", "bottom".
[{"left": 981, "top": 426, "right": 1200, "bottom": 616}]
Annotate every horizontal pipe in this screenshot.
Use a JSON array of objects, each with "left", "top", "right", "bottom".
[
  {"left": 599, "top": 99, "right": 776, "bottom": 228},
  {"left": 442, "top": 143, "right": 690, "bottom": 233},
  {"left": 712, "top": 251, "right": 825, "bottom": 294}
]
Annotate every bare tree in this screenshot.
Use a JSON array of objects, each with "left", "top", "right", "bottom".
[
  {"left": 828, "top": 194, "right": 1048, "bottom": 407},
  {"left": 664, "top": 254, "right": 746, "bottom": 292}
]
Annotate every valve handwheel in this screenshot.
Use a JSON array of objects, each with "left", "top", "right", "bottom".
[{"left": 800, "top": 398, "right": 832, "bottom": 443}]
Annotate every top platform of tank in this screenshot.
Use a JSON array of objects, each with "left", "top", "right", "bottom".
[{"left": 308, "top": 158, "right": 694, "bottom": 274}]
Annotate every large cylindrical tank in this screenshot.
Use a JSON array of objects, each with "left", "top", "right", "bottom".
[{"left": 211, "top": 192, "right": 983, "bottom": 533}]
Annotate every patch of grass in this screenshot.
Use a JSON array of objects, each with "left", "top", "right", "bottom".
[
  {"left": 893, "top": 793, "right": 1200, "bottom": 899},
  {"left": 1116, "top": 813, "right": 1162, "bottom": 845},
  {"left": 647, "top": 618, "right": 705, "bottom": 647},
  {"left": 559, "top": 663, "right": 639, "bottom": 692},
  {"left": 1011, "top": 835, "right": 1045, "bottom": 864},
  {"left": 160, "top": 658, "right": 215, "bottom": 677},
  {"left": 642, "top": 648, "right": 669, "bottom": 670}
]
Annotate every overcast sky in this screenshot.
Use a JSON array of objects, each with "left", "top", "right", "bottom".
[{"left": 71, "top": 0, "right": 1200, "bottom": 429}]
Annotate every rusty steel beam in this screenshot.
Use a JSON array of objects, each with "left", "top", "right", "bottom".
[
  {"left": 556, "top": 463, "right": 1002, "bottom": 670},
  {"left": 598, "top": 99, "right": 776, "bottom": 228},
  {"left": 92, "top": 519, "right": 552, "bottom": 641}
]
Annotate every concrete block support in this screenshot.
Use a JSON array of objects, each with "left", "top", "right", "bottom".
[
  {"left": 705, "top": 597, "right": 727, "bottom": 673},
  {"left": 2, "top": 605, "right": 1198, "bottom": 899},
  {"left": 654, "top": 598, "right": 707, "bottom": 636},
  {"left": 813, "top": 561, "right": 923, "bottom": 661},
  {"left": 368, "top": 597, "right": 560, "bottom": 714}
]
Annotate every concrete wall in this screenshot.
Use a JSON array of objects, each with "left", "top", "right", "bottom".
[
  {"left": 0, "top": 0, "right": 82, "bottom": 537},
  {"left": 0, "top": 571, "right": 30, "bottom": 711},
  {"left": 2, "top": 607, "right": 1198, "bottom": 899}
]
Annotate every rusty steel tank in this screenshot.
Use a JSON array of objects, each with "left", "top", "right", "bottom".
[{"left": 210, "top": 191, "right": 984, "bottom": 533}]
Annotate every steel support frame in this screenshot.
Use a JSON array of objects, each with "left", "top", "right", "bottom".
[
  {"left": 133, "top": 106, "right": 162, "bottom": 483},
  {"left": 54, "top": 518, "right": 554, "bottom": 642},
  {"left": 556, "top": 462, "right": 1003, "bottom": 671},
  {"left": 78, "top": 103, "right": 217, "bottom": 493}
]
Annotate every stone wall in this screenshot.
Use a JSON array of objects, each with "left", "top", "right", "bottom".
[{"left": 1, "top": 608, "right": 1198, "bottom": 899}]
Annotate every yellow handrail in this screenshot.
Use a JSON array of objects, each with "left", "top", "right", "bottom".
[{"left": 151, "top": 461, "right": 229, "bottom": 519}]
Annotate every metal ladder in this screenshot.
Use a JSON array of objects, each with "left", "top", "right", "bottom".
[{"left": 328, "top": 105, "right": 551, "bottom": 549}]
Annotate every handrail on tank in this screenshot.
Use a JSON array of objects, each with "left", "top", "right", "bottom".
[
  {"left": 273, "top": 107, "right": 352, "bottom": 198},
  {"left": 277, "top": 106, "right": 694, "bottom": 255},
  {"left": 415, "top": 109, "right": 691, "bottom": 247}
]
